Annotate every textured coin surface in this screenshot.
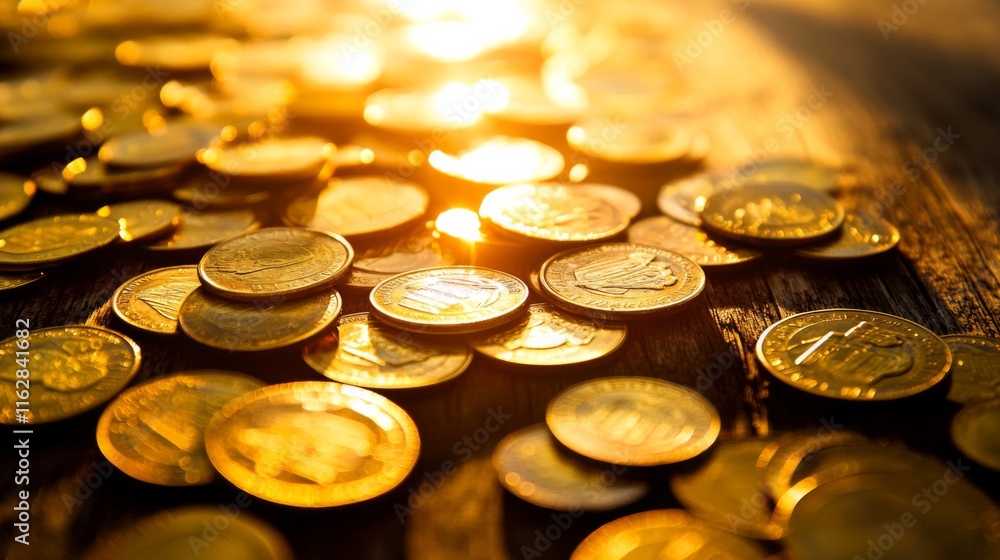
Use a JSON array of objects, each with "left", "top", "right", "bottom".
[
  {"left": 143, "top": 208, "right": 259, "bottom": 251},
  {"left": 0, "top": 326, "right": 141, "bottom": 424},
  {"left": 96, "top": 199, "right": 183, "bottom": 243},
  {"left": 571, "top": 509, "right": 768, "bottom": 560},
  {"left": 113, "top": 266, "right": 202, "bottom": 335},
  {"left": 302, "top": 312, "right": 473, "bottom": 389},
  {"left": 98, "top": 123, "right": 219, "bottom": 168},
  {"left": 700, "top": 183, "right": 845, "bottom": 246},
  {"left": 757, "top": 309, "right": 952, "bottom": 400},
  {"left": 0, "top": 173, "right": 35, "bottom": 222},
  {"left": 96, "top": 372, "right": 265, "bottom": 486},
  {"left": 199, "top": 228, "right": 353, "bottom": 301},
  {"left": 0, "top": 214, "right": 120, "bottom": 270},
  {"left": 369, "top": 266, "right": 529, "bottom": 334},
  {"left": 204, "top": 381, "right": 420, "bottom": 507},
  {"left": 469, "top": 303, "right": 627, "bottom": 367},
  {"left": 284, "top": 176, "right": 429, "bottom": 239},
  {"left": 539, "top": 242, "right": 705, "bottom": 320},
  {"left": 951, "top": 398, "right": 1000, "bottom": 471},
  {"left": 202, "top": 136, "right": 331, "bottom": 183},
  {"left": 944, "top": 335, "right": 1000, "bottom": 404},
  {"left": 339, "top": 226, "right": 454, "bottom": 290},
  {"left": 179, "top": 288, "right": 342, "bottom": 351},
  {"left": 479, "top": 183, "right": 629, "bottom": 243},
  {"left": 493, "top": 424, "right": 650, "bottom": 511},
  {"left": 547, "top": 377, "right": 720, "bottom": 466},
  {"left": 628, "top": 216, "right": 763, "bottom": 269},
  {"left": 793, "top": 211, "right": 900, "bottom": 260}
]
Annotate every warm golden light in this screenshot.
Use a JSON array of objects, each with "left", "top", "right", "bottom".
[
  {"left": 435, "top": 209, "right": 484, "bottom": 242},
  {"left": 301, "top": 35, "right": 382, "bottom": 87},
  {"left": 62, "top": 157, "right": 86, "bottom": 180},
  {"left": 81, "top": 107, "right": 103, "bottom": 131},
  {"left": 429, "top": 137, "right": 564, "bottom": 185}
]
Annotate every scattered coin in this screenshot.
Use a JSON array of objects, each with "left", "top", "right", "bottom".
[
  {"left": 201, "top": 136, "right": 333, "bottom": 184},
  {"left": 429, "top": 136, "right": 565, "bottom": 185},
  {"left": 567, "top": 114, "right": 705, "bottom": 165},
  {"left": 112, "top": 266, "right": 202, "bottom": 335},
  {"left": 943, "top": 335, "right": 1000, "bottom": 404},
  {"left": 0, "top": 213, "right": 120, "bottom": 270},
  {"left": 283, "top": 176, "right": 429, "bottom": 239},
  {"left": 61, "top": 157, "right": 186, "bottom": 197},
  {"left": 96, "top": 199, "right": 184, "bottom": 243},
  {"left": 0, "top": 173, "right": 35, "bottom": 222},
  {"left": 793, "top": 211, "right": 900, "bottom": 260},
  {"left": 628, "top": 216, "right": 764, "bottom": 269},
  {"left": 98, "top": 122, "right": 220, "bottom": 168},
  {"left": 143, "top": 208, "right": 260, "bottom": 252},
  {"left": 115, "top": 34, "right": 239, "bottom": 71},
  {"left": 755, "top": 431, "right": 871, "bottom": 501},
  {"left": 479, "top": 183, "right": 629, "bottom": 243},
  {"left": 952, "top": 398, "right": 1000, "bottom": 471}
]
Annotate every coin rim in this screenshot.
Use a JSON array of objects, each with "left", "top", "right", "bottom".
[{"left": 112, "top": 265, "right": 200, "bottom": 335}]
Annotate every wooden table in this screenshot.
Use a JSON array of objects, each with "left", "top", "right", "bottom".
[{"left": 3, "top": 0, "right": 999, "bottom": 558}]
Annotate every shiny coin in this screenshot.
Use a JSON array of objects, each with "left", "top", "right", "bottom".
[
  {"left": 700, "top": 182, "right": 845, "bottom": 246},
  {"left": 756, "top": 431, "right": 870, "bottom": 501},
  {"left": 547, "top": 376, "right": 720, "bottom": 466},
  {"left": 81, "top": 506, "right": 293, "bottom": 560},
  {"left": 369, "top": 266, "right": 529, "bottom": 334},
  {"left": 0, "top": 270, "right": 45, "bottom": 295},
  {"left": 98, "top": 123, "right": 219, "bottom": 168},
  {"left": 756, "top": 309, "right": 952, "bottom": 400},
  {"left": 571, "top": 509, "right": 768, "bottom": 560},
  {"left": 115, "top": 34, "right": 239, "bottom": 71},
  {"left": 179, "top": 288, "right": 342, "bottom": 352},
  {"left": 0, "top": 326, "right": 140, "bottom": 424},
  {"left": 468, "top": 303, "right": 627, "bottom": 367},
  {"left": 96, "top": 372, "right": 264, "bottom": 486},
  {"left": 429, "top": 136, "right": 565, "bottom": 185},
  {"left": 62, "top": 157, "right": 186, "bottom": 196},
  {"left": 567, "top": 114, "right": 699, "bottom": 165},
  {"left": 569, "top": 183, "right": 642, "bottom": 219},
  {"left": 201, "top": 136, "right": 333, "bottom": 184},
  {"left": 339, "top": 226, "right": 454, "bottom": 291},
  {"left": 628, "top": 216, "right": 763, "bottom": 269},
  {"left": 172, "top": 182, "right": 273, "bottom": 209},
  {"left": 302, "top": 312, "right": 473, "bottom": 389},
  {"left": 31, "top": 166, "right": 68, "bottom": 196},
  {"left": 671, "top": 438, "right": 785, "bottom": 540},
  {"left": 493, "top": 423, "right": 650, "bottom": 511},
  {"left": 952, "top": 398, "right": 1000, "bottom": 471},
  {"left": 96, "top": 200, "right": 183, "bottom": 243},
  {"left": 143, "top": 208, "right": 259, "bottom": 252},
  {"left": 112, "top": 266, "right": 202, "bottom": 335},
  {"left": 199, "top": 228, "right": 353, "bottom": 302},
  {"left": 539, "top": 242, "right": 705, "bottom": 320},
  {"left": 0, "top": 112, "right": 82, "bottom": 156},
  {"left": 0, "top": 214, "right": 119, "bottom": 270},
  {"left": 283, "top": 176, "right": 429, "bottom": 239},
  {"left": 205, "top": 381, "right": 420, "bottom": 507},
  {"left": 793, "top": 211, "right": 900, "bottom": 260},
  {"left": 943, "top": 335, "right": 1000, "bottom": 404},
  {"left": 0, "top": 173, "right": 35, "bottom": 222},
  {"left": 479, "top": 183, "right": 629, "bottom": 243},
  {"left": 657, "top": 173, "right": 717, "bottom": 226}
]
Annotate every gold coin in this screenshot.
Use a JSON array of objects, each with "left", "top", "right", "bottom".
[
  {"left": 740, "top": 158, "right": 849, "bottom": 193},
  {"left": 81, "top": 506, "right": 293, "bottom": 560},
  {"left": 493, "top": 423, "right": 650, "bottom": 511},
  {"left": 201, "top": 136, "right": 333, "bottom": 184},
  {"left": 700, "top": 183, "right": 845, "bottom": 246},
  {"left": 757, "top": 309, "right": 952, "bottom": 400},
  {"left": 793, "top": 211, "right": 900, "bottom": 260},
  {"left": 204, "top": 381, "right": 420, "bottom": 507},
  {"left": 488, "top": 75, "right": 585, "bottom": 127},
  {"left": 0, "top": 173, "right": 35, "bottom": 222},
  {"left": 143, "top": 208, "right": 260, "bottom": 252},
  {"left": 172, "top": 183, "right": 272, "bottom": 209},
  {"left": 943, "top": 335, "right": 1000, "bottom": 404},
  {"left": 567, "top": 114, "right": 696, "bottom": 165},
  {"left": 546, "top": 376, "right": 720, "bottom": 466},
  {"left": 569, "top": 183, "right": 642, "bottom": 219},
  {"left": 369, "top": 266, "right": 529, "bottom": 334},
  {"left": 96, "top": 371, "right": 264, "bottom": 486},
  {"left": 429, "top": 136, "right": 565, "bottom": 185},
  {"left": 198, "top": 228, "right": 353, "bottom": 301},
  {"left": 571, "top": 509, "right": 768, "bottom": 560},
  {"left": 0, "top": 112, "right": 81, "bottom": 156},
  {"left": 339, "top": 225, "right": 454, "bottom": 291},
  {"left": 98, "top": 123, "right": 219, "bottom": 168},
  {"left": 0, "top": 214, "right": 120, "bottom": 270},
  {"left": 670, "top": 437, "right": 786, "bottom": 540},
  {"left": 468, "top": 303, "right": 627, "bottom": 367},
  {"left": 62, "top": 157, "right": 186, "bottom": 196},
  {"left": 0, "top": 270, "right": 45, "bottom": 295},
  {"left": 112, "top": 266, "right": 202, "bottom": 335},
  {"left": 755, "top": 431, "right": 871, "bottom": 501},
  {"left": 115, "top": 34, "right": 239, "bottom": 71},
  {"left": 784, "top": 473, "right": 1000, "bottom": 560},
  {"left": 179, "top": 288, "right": 342, "bottom": 352},
  {"left": 628, "top": 216, "right": 763, "bottom": 269},
  {"left": 952, "top": 398, "right": 1000, "bottom": 471},
  {"left": 479, "top": 183, "right": 629, "bottom": 243},
  {"left": 30, "top": 166, "right": 68, "bottom": 196},
  {"left": 96, "top": 200, "right": 183, "bottom": 243},
  {"left": 0, "top": 325, "right": 141, "bottom": 424},
  {"left": 539, "top": 242, "right": 705, "bottom": 320},
  {"left": 657, "top": 173, "right": 716, "bottom": 226},
  {"left": 283, "top": 176, "right": 429, "bottom": 239},
  {"left": 363, "top": 86, "right": 479, "bottom": 134},
  {"left": 302, "top": 312, "right": 473, "bottom": 389}
]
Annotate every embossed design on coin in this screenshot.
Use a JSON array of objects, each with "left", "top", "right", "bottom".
[
  {"left": 944, "top": 335, "right": 1000, "bottom": 404},
  {"left": 340, "top": 227, "right": 453, "bottom": 289},
  {"left": 0, "top": 214, "right": 119, "bottom": 270},
  {"left": 701, "top": 183, "right": 844, "bottom": 246},
  {"left": 113, "top": 266, "right": 201, "bottom": 335},
  {"left": 284, "top": 176, "right": 429, "bottom": 239},
  {"left": 479, "top": 183, "right": 629, "bottom": 243}
]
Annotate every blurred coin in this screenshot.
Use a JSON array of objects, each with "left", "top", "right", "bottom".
[
  {"left": 112, "top": 266, "right": 201, "bottom": 335},
  {"left": 0, "top": 112, "right": 82, "bottom": 156},
  {"left": 62, "top": 157, "right": 185, "bottom": 197},
  {"left": 657, "top": 173, "right": 717, "bottom": 226},
  {"left": 302, "top": 312, "right": 473, "bottom": 389},
  {"left": 628, "top": 216, "right": 763, "bottom": 269},
  {"left": 143, "top": 208, "right": 259, "bottom": 252},
  {"left": 0, "top": 325, "right": 141, "bottom": 424},
  {"left": 480, "top": 183, "right": 629, "bottom": 244},
  {"left": 115, "top": 34, "right": 239, "bottom": 71},
  {"left": 199, "top": 228, "right": 353, "bottom": 301},
  {"left": 97, "top": 199, "right": 183, "bottom": 243},
  {"left": 756, "top": 431, "right": 871, "bottom": 501},
  {"left": 369, "top": 266, "right": 529, "bottom": 334},
  {"left": 31, "top": 166, "right": 68, "bottom": 196},
  {"left": 96, "top": 371, "right": 264, "bottom": 486},
  {"left": 701, "top": 183, "right": 845, "bottom": 246},
  {"left": 429, "top": 136, "right": 565, "bottom": 186},
  {"left": 571, "top": 509, "right": 768, "bottom": 560},
  {"left": 0, "top": 174, "right": 35, "bottom": 222},
  {"left": 178, "top": 288, "right": 342, "bottom": 352},
  {"left": 201, "top": 136, "right": 333, "bottom": 184},
  {"left": 738, "top": 159, "right": 850, "bottom": 193},
  {"left": 547, "top": 376, "right": 720, "bottom": 466},
  {"left": 172, "top": 181, "right": 272, "bottom": 208},
  {"left": 793, "top": 211, "right": 900, "bottom": 260},
  {"left": 205, "top": 381, "right": 420, "bottom": 507},
  {"left": 539, "top": 242, "right": 705, "bottom": 320},
  {"left": 569, "top": 183, "right": 641, "bottom": 218},
  {"left": 0, "top": 214, "right": 119, "bottom": 270},
  {"left": 943, "top": 335, "right": 1000, "bottom": 404},
  {"left": 952, "top": 398, "right": 1000, "bottom": 471},
  {"left": 339, "top": 225, "right": 454, "bottom": 291},
  {"left": 756, "top": 309, "right": 951, "bottom": 400},
  {"left": 283, "top": 176, "right": 429, "bottom": 239},
  {"left": 98, "top": 123, "right": 219, "bottom": 168},
  {"left": 0, "top": 270, "right": 45, "bottom": 296},
  {"left": 469, "top": 303, "right": 626, "bottom": 367},
  {"left": 493, "top": 423, "right": 650, "bottom": 511},
  {"left": 567, "top": 114, "right": 698, "bottom": 165}
]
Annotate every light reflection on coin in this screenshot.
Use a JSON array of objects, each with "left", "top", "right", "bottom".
[
  {"left": 700, "top": 183, "right": 845, "bottom": 246},
  {"left": 628, "top": 216, "right": 763, "bottom": 269},
  {"left": 0, "top": 173, "right": 35, "bottom": 222},
  {"left": 283, "top": 176, "right": 429, "bottom": 239},
  {"left": 98, "top": 122, "right": 219, "bottom": 168},
  {"left": 96, "top": 199, "right": 183, "bottom": 243},
  {"left": 793, "top": 211, "right": 900, "bottom": 260},
  {"left": 0, "top": 214, "right": 120, "bottom": 270},
  {"left": 479, "top": 183, "right": 629, "bottom": 243},
  {"left": 112, "top": 266, "right": 202, "bottom": 335},
  {"left": 201, "top": 136, "right": 333, "bottom": 184}
]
